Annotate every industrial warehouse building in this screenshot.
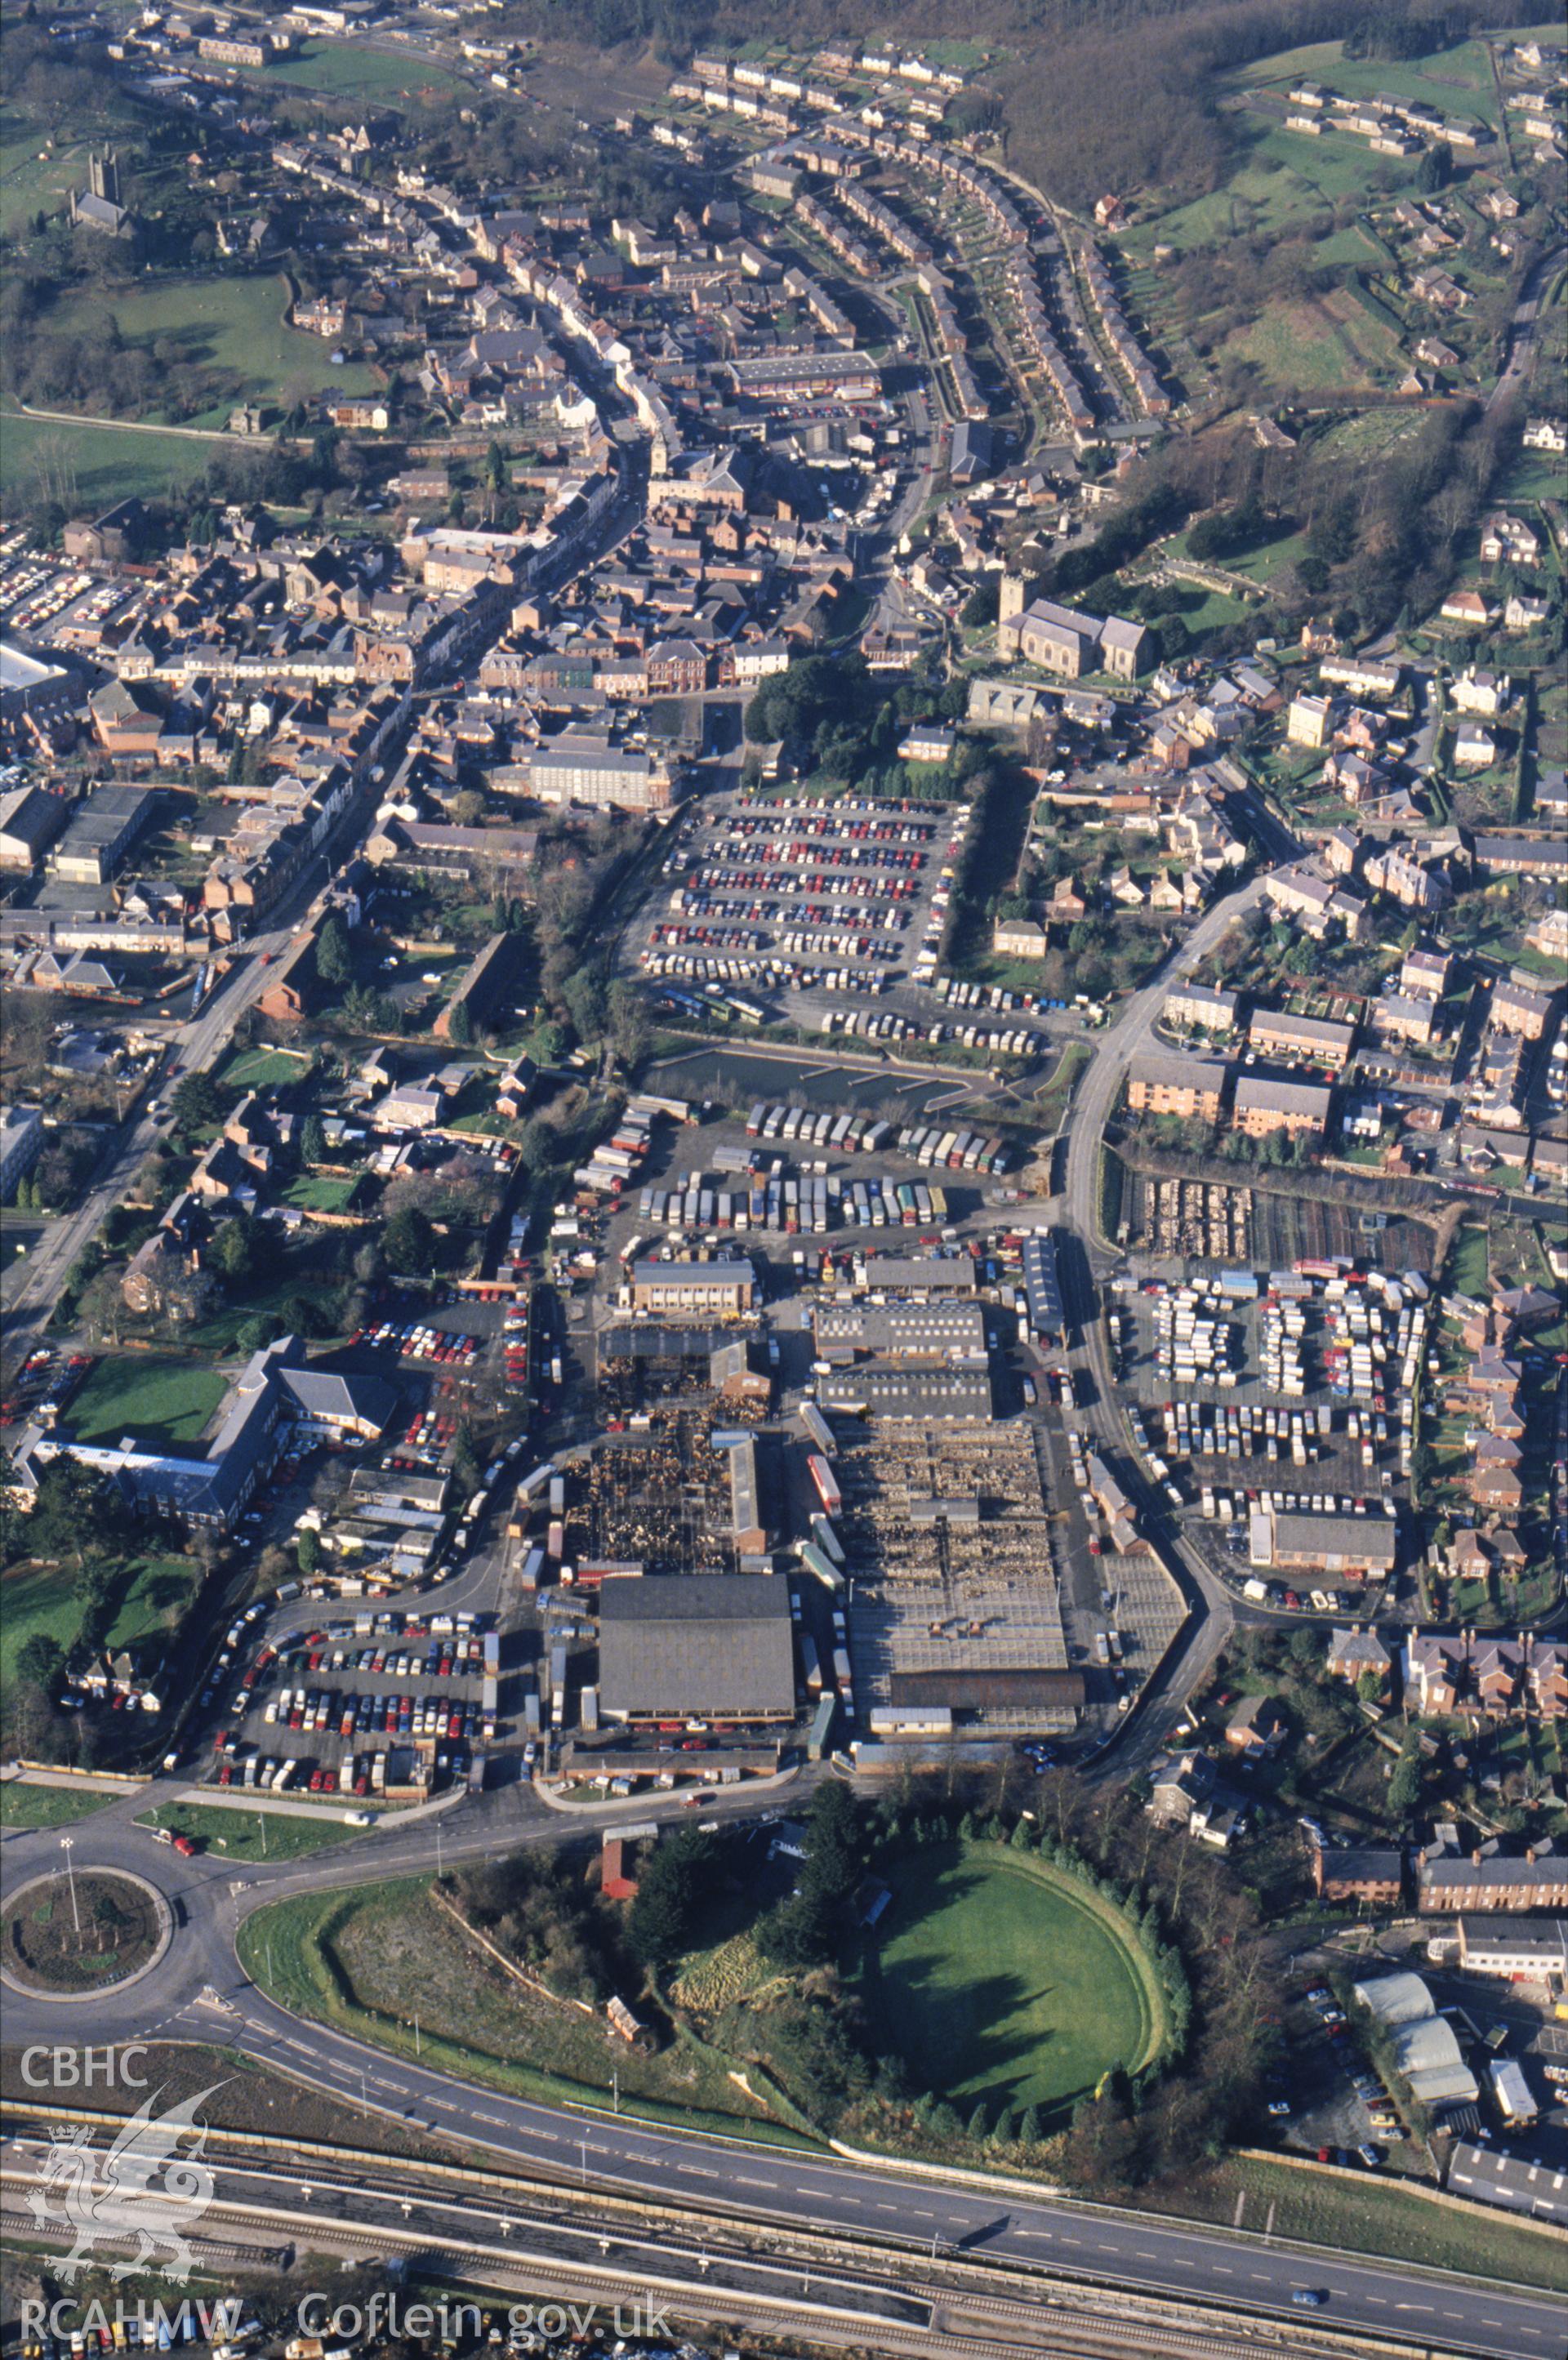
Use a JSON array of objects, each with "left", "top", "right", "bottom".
[
  {"left": 812, "top": 1301, "right": 988, "bottom": 1364},
  {"left": 1447, "top": 2141, "right": 1568, "bottom": 2228},
  {"left": 629, "top": 1258, "right": 756, "bottom": 1315},
  {"left": 1250, "top": 1507, "right": 1397, "bottom": 1580},
  {"left": 1350, "top": 1970, "right": 1479, "bottom": 2112},
  {"left": 1455, "top": 1916, "right": 1568, "bottom": 1982},
  {"left": 597, "top": 1573, "right": 795, "bottom": 1723},
  {"left": 816, "top": 1367, "right": 995, "bottom": 1421},
  {"left": 858, "top": 1253, "right": 977, "bottom": 1298}
]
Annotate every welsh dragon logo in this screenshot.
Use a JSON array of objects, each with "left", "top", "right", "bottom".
[{"left": 27, "top": 2087, "right": 220, "bottom": 2282}]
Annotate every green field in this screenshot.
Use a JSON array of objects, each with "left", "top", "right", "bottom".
[
  {"left": 1164, "top": 519, "right": 1311, "bottom": 587},
  {"left": 0, "top": 1551, "right": 189, "bottom": 1703},
  {"left": 0, "top": 409, "right": 220, "bottom": 508},
  {"left": 69, "top": 1356, "right": 229, "bottom": 1448},
  {"left": 136, "top": 1802, "right": 368, "bottom": 1860},
  {"left": 0, "top": 1782, "right": 121, "bottom": 1830},
  {"left": 1120, "top": 132, "right": 1388, "bottom": 264},
  {"left": 0, "top": 114, "right": 86, "bottom": 236},
  {"left": 261, "top": 41, "right": 470, "bottom": 104},
  {"left": 1222, "top": 280, "right": 1401, "bottom": 392},
  {"left": 861, "top": 1845, "right": 1163, "bottom": 2121},
  {"left": 220, "top": 1047, "right": 312, "bottom": 1090},
  {"left": 33, "top": 272, "right": 378, "bottom": 430}
]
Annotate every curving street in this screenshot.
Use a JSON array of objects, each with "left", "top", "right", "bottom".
[{"left": 3, "top": 1784, "right": 1564, "bottom": 2358}]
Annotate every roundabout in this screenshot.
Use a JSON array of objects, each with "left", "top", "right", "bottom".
[{"left": 1, "top": 1864, "right": 172, "bottom": 2001}]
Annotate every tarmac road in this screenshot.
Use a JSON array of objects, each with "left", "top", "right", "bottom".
[
  {"left": 1486, "top": 239, "right": 1567, "bottom": 421},
  {"left": 2, "top": 901, "right": 322, "bottom": 1376},
  {"left": 5, "top": 1787, "right": 1565, "bottom": 2360},
  {"left": 1053, "top": 869, "right": 1284, "bottom": 1771}
]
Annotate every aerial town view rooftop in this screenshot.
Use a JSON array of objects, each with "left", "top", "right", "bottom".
[{"left": 0, "top": 5, "right": 1565, "bottom": 2360}]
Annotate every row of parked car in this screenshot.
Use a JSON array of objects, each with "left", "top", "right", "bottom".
[
  {"left": 352, "top": 1320, "right": 484, "bottom": 1365},
  {"left": 253, "top": 1685, "right": 479, "bottom": 1742},
  {"left": 283, "top": 1635, "right": 486, "bottom": 1677}
]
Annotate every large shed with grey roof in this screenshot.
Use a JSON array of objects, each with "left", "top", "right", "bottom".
[{"left": 597, "top": 1573, "right": 795, "bottom": 1723}]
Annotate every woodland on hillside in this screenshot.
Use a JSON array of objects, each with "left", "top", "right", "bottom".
[{"left": 492, "top": 0, "right": 1530, "bottom": 208}]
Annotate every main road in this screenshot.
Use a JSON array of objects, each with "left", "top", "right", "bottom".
[
  {"left": 1054, "top": 862, "right": 1280, "bottom": 1770},
  {"left": 3, "top": 1634, "right": 1560, "bottom": 2360},
  {"left": 2, "top": 896, "right": 327, "bottom": 1378}
]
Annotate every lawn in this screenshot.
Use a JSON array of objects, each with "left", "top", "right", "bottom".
[
  {"left": 136, "top": 1802, "right": 368, "bottom": 1861},
  {"left": 1030, "top": 1039, "right": 1091, "bottom": 1128},
  {"left": 106, "top": 1554, "right": 197, "bottom": 1654},
  {"left": 0, "top": 1782, "right": 119, "bottom": 1831},
  {"left": 0, "top": 1550, "right": 193, "bottom": 1707},
  {"left": 33, "top": 272, "right": 379, "bottom": 429},
  {"left": 220, "top": 1047, "right": 312, "bottom": 1090},
  {"left": 68, "top": 1356, "right": 229, "bottom": 1449},
  {"left": 1139, "top": 2153, "right": 1568, "bottom": 2294},
  {"left": 0, "top": 409, "right": 219, "bottom": 510},
  {"left": 2, "top": 1217, "right": 45, "bottom": 1275},
  {"left": 1221, "top": 285, "right": 1400, "bottom": 394},
  {"left": 282, "top": 1175, "right": 361, "bottom": 1214},
  {"left": 859, "top": 1844, "right": 1164, "bottom": 2122},
  {"left": 238, "top": 1878, "right": 810, "bottom": 2142},
  {"left": 1447, "top": 1222, "right": 1489, "bottom": 1297},
  {"left": 261, "top": 40, "right": 470, "bottom": 104},
  {"left": 0, "top": 1563, "right": 82, "bottom": 1700}
]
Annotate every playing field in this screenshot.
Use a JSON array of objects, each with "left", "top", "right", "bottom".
[
  {"left": 68, "top": 1356, "right": 228, "bottom": 1448},
  {"left": 0, "top": 409, "right": 219, "bottom": 509},
  {"left": 30, "top": 272, "right": 379, "bottom": 429},
  {"left": 262, "top": 41, "right": 469, "bottom": 104},
  {"left": 862, "top": 1844, "right": 1163, "bottom": 2120}
]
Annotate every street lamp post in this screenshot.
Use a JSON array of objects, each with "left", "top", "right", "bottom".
[{"left": 60, "top": 1838, "right": 82, "bottom": 1939}]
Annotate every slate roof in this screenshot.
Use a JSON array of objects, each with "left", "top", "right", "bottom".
[{"left": 598, "top": 1574, "right": 794, "bottom": 1718}]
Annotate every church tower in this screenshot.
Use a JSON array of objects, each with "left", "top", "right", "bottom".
[{"left": 90, "top": 148, "right": 122, "bottom": 207}]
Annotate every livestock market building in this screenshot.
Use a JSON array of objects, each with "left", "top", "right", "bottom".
[{"left": 597, "top": 1572, "right": 795, "bottom": 1725}]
